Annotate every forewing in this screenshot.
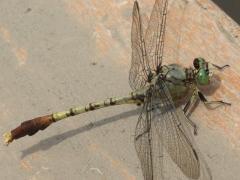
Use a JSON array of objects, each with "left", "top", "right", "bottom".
[
  {"left": 145, "top": 0, "right": 168, "bottom": 71},
  {"left": 129, "top": 1, "right": 149, "bottom": 90},
  {"left": 163, "top": 0, "right": 189, "bottom": 64}
]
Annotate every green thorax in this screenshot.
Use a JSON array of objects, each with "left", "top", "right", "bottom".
[{"left": 160, "top": 64, "right": 195, "bottom": 105}]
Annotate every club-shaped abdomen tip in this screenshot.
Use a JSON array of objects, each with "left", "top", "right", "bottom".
[{"left": 3, "top": 132, "right": 13, "bottom": 146}]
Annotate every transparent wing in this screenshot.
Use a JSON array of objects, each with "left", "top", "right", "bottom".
[
  {"left": 144, "top": 0, "right": 168, "bottom": 72},
  {"left": 134, "top": 89, "right": 164, "bottom": 179},
  {"left": 129, "top": 1, "right": 149, "bottom": 90},
  {"left": 135, "top": 80, "right": 212, "bottom": 180},
  {"left": 129, "top": 0, "right": 189, "bottom": 90},
  {"left": 162, "top": 0, "right": 189, "bottom": 64}
]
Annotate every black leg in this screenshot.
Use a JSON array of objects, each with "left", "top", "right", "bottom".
[
  {"left": 186, "top": 116, "right": 198, "bottom": 136},
  {"left": 135, "top": 126, "right": 151, "bottom": 141},
  {"left": 198, "top": 91, "right": 231, "bottom": 108},
  {"left": 183, "top": 90, "right": 199, "bottom": 135},
  {"left": 211, "top": 63, "right": 230, "bottom": 70},
  {"left": 183, "top": 99, "right": 191, "bottom": 114},
  {"left": 183, "top": 90, "right": 198, "bottom": 114}
]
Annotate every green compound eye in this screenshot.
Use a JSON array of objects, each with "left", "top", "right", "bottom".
[
  {"left": 194, "top": 57, "right": 210, "bottom": 85},
  {"left": 197, "top": 69, "right": 209, "bottom": 85},
  {"left": 193, "top": 58, "right": 200, "bottom": 69}
]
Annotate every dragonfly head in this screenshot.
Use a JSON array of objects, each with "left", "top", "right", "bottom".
[{"left": 193, "top": 57, "right": 211, "bottom": 86}]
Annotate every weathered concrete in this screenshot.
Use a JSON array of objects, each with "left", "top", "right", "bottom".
[{"left": 0, "top": 0, "right": 239, "bottom": 179}]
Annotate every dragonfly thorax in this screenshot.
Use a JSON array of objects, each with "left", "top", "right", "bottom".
[{"left": 155, "top": 64, "right": 195, "bottom": 106}]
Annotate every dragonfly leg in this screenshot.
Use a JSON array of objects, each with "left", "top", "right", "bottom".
[
  {"left": 136, "top": 101, "right": 143, "bottom": 106},
  {"left": 183, "top": 90, "right": 199, "bottom": 135},
  {"left": 198, "top": 91, "right": 231, "bottom": 109},
  {"left": 211, "top": 63, "right": 230, "bottom": 70},
  {"left": 183, "top": 91, "right": 198, "bottom": 114},
  {"left": 135, "top": 126, "right": 151, "bottom": 141},
  {"left": 185, "top": 117, "right": 198, "bottom": 136}
]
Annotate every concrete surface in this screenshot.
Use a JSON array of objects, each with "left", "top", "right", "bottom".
[{"left": 0, "top": 0, "right": 240, "bottom": 179}]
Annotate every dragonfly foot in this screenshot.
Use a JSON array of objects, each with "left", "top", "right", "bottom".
[
  {"left": 221, "top": 101, "right": 231, "bottom": 106},
  {"left": 211, "top": 63, "right": 230, "bottom": 70}
]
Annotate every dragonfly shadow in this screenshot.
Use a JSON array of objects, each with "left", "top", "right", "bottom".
[
  {"left": 198, "top": 74, "right": 222, "bottom": 96},
  {"left": 20, "top": 108, "right": 140, "bottom": 159}
]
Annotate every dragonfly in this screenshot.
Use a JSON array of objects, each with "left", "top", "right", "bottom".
[{"left": 4, "top": 0, "right": 231, "bottom": 179}]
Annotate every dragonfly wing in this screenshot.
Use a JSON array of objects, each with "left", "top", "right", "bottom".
[
  {"left": 129, "top": 1, "right": 149, "bottom": 90},
  {"left": 162, "top": 0, "right": 189, "bottom": 64},
  {"left": 149, "top": 79, "right": 212, "bottom": 180},
  {"left": 144, "top": 0, "right": 168, "bottom": 71},
  {"left": 134, "top": 90, "right": 164, "bottom": 180}
]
